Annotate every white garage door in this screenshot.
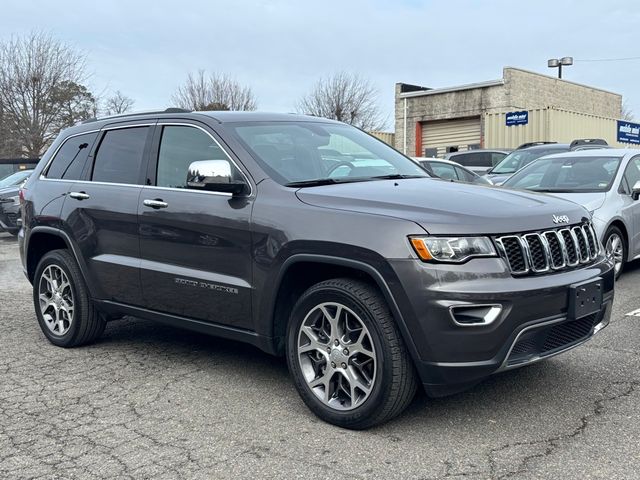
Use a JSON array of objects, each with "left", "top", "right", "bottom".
[{"left": 421, "top": 117, "right": 481, "bottom": 157}]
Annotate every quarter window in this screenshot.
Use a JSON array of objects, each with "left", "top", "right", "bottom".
[
  {"left": 92, "top": 127, "right": 149, "bottom": 184},
  {"left": 156, "top": 126, "right": 238, "bottom": 189},
  {"left": 46, "top": 132, "right": 98, "bottom": 180},
  {"left": 623, "top": 156, "right": 640, "bottom": 193}
]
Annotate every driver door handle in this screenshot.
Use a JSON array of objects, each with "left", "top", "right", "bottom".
[
  {"left": 143, "top": 199, "right": 169, "bottom": 209},
  {"left": 68, "top": 191, "right": 90, "bottom": 200}
]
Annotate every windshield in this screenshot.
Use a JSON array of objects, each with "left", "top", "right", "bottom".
[
  {"left": 227, "top": 121, "right": 428, "bottom": 186},
  {"left": 503, "top": 156, "right": 622, "bottom": 193},
  {"left": 0, "top": 169, "right": 32, "bottom": 188},
  {"left": 491, "top": 147, "right": 564, "bottom": 174}
]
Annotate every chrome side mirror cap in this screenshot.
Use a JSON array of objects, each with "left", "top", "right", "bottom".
[{"left": 186, "top": 160, "right": 246, "bottom": 195}]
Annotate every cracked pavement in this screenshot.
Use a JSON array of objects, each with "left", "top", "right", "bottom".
[{"left": 1, "top": 232, "right": 639, "bottom": 479}]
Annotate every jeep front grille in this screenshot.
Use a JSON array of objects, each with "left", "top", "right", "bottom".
[{"left": 496, "top": 223, "right": 599, "bottom": 275}]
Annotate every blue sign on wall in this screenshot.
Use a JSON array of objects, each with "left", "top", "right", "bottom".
[
  {"left": 506, "top": 111, "right": 528, "bottom": 126},
  {"left": 617, "top": 120, "right": 640, "bottom": 144}
]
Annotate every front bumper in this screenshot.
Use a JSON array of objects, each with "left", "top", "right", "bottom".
[
  {"left": 388, "top": 256, "right": 615, "bottom": 396},
  {"left": 0, "top": 201, "right": 20, "bottom": 233}
]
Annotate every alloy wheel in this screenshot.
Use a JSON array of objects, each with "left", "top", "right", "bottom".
[
  {"left": 297, "top": 302, "right": 376, "bottom": 411},
  {"left": 38, "top": 265, "right": 74, "bottom": 336},
  {"left": 605, "top": 233, "right": 624, "bottom": 276}
]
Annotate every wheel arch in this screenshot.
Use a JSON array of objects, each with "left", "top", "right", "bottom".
[
  {"left": 268, "top": 254, "right": 420, "bottom": 362},
  {"left": 26, "top": 227, "right": 94, "bottom": 295}
]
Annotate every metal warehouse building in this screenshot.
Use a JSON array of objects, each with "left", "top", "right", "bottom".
[{"left": 395, "top": 67, "right": 624, "bottom": 157}]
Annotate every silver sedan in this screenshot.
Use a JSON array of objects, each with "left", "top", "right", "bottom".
[{"left": 502, "top": 149, "right": 640, "bottom": 279}]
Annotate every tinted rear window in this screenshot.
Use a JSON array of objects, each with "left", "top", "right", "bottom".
[
  {"left": 451, "top": 152, "right": 492, "bottom": 167},
  {"left": 92, "top": 127, "right": 149, "bottom": 184},
  {"left": 46, "top": 132, "right": 98, "bottom": 180}
]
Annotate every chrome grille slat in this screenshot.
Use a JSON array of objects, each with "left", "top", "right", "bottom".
[{"left": 497, "top": 223, "right": 598, "bottom": 276}]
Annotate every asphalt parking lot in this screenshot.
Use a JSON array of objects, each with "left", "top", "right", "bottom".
[{"left": 0, "top": 232, "right": 639, "bottom": 480}]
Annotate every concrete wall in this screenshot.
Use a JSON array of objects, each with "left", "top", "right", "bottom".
[{"left": 504, "top": 68, "right": 622, "bottom": 118}]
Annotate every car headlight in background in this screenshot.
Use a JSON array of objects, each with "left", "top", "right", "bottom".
[{"left": 410, "top": 236, "right": 497, "bottom": 263}]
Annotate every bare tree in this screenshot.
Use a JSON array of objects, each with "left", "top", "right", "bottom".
[
  {"left": 621, "top": 99, "right": 635, "bottom": 121},
  {"left": 0, "top": 32, "right": 93, "bottom": 157},
  {"left": 295, "top": 72, "right": 387, "bottom": 130},
  {"left": 172, "top": 71, "right": 257, "bottom": 111},
  {"left": 103, "top": 90, "right": 135, "bottom": 116}
]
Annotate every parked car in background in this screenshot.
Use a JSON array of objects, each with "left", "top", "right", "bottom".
[
  {"left": 502, "top": 150, "right": 640, "bottom": 279},
  {"left": 415, "top": 157, "right": 493, "bottom": 185},
  {"left": 0, "top": 158, "right": 39, "bottom": 179},
  {"left": 444, "top": 149, "right": 510, "bottom": 174},
  {"left": 483, "top": 139, "right": 609, "bottom": 185},
  {"left": 0, "top": 169, "right": 33, "bottom": 235}
]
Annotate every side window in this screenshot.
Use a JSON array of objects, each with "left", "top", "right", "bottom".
[
  {"left": 491, "top": 152, "right": 507, "bottom": 165},
  {"left": 455, "top": 166, "right": 475, "bottom": 183},
  {"left": 623, "top": 157, "right": 640, "bottom": 193},
  {"left": 92, "top": 127, "right": 149, "bottom": 184},
  {"left": 431, "top": 163, "right": 459, "bottom": 180},
  {"left": 46, "top": 132, "right": 98, "bottom": 180},
  {"left": 156, "top": 126, "right": 237, "bottom": 189}
]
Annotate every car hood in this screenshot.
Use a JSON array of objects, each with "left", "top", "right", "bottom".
[
  {"left": 484, "top": 173, "right": 512, "bottom": 185},
  {"left": 535, "top": 191, "right": 607, "bottom": 213},
  {"left": 0, "top": 185, "right": 19, "bottom": 198},
  {"left": 295, "top": 178, "right": 590, "bottom": 235}
]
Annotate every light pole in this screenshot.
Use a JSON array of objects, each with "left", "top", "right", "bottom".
[{"left": 547, "top": 57, "right": 573, "bottom": 79}]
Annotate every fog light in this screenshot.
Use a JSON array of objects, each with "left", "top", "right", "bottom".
[{"left": 449, "top": 305, "right": 502, "bottom": 327}]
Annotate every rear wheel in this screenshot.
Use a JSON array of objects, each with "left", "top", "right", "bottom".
[
  {"left": 603, "top": 226, "right": 626, "bottom": 280},
  {"left": 286, "top": 278, "right": 417, "bottom": 429},
  {"left": 33, "top": 249, "right": 105, "bottom": 347}
]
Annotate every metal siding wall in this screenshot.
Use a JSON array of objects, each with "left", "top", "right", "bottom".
[
  {"left": 368, "top": 131, "right": 396, "bottom": 146},
  {"left": 421, "top": 118, "right": 481, "bottom": 157},
  {"left": 484, "top": 108, "right": 625, "bottom": 149}
]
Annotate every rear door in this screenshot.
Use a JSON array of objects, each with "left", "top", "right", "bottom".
[
  {"left": 137, "top": 121, "right": 254, "bottom": 329},
  {"left": 60, "top": 121, "right": 154, "bottom": 305}
]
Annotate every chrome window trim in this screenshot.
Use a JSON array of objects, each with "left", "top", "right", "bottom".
[
  {"left": 155, "top": 122, "right": 254, "bottom": 197},
  {"left": 40, "top": 129, "right": 101, "bottom": 178}
]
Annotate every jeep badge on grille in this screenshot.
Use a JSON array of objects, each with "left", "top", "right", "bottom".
[{"left": 552, "top": 214, "right": 570, "bottom": 224}]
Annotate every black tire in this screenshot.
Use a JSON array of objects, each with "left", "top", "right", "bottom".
[
  {"left": 603, "top": 226, "right": 626, "bottom": 281},
  {"left": 286, "top": 278, "right": 417, "bottom": 429},
  {"left": 33, "top": 249, "right": 105, "bottom": 347}
]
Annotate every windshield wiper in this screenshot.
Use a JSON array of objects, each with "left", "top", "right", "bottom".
[
  {"left": 529, "top": 188, "right": 574, "bottom": 193},
  {"left": 285, "top": 178, "right": 371, "bottom": 188},
  {"left": 369, "top": 174, "right": 427, "bottom": 180}
]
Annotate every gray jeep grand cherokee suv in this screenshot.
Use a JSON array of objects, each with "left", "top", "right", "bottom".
[{"left": 18, "top": 110, "right": 614, "bottom": 429}]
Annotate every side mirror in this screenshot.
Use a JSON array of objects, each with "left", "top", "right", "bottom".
[
  {"left": 187, "top": 160, "right": 246, "bottom": 195},
  {"left": 632, "top": 180, "right": 640, "bottom": 201}
]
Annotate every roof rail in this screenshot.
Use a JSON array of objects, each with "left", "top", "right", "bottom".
[
  {"left": 569, "top": 138, "right": 608, "bottom": 150},
  {"left": 80, "top": 107, "right": 192, "bottom": 124},
  {"left": 516, "top": 141, "right": 557, "bottom": 150}
]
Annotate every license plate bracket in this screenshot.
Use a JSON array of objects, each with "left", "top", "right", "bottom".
[{"left": 568, "top": 278, "right": 603, "bottom": 319}]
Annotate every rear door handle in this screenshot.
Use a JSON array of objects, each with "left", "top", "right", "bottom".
[
  {"left": 68, "top": 191, "right": 90, "bottom": 200},
  {"left": 143, "top": 199, "right": 169, "bottom": 209}
]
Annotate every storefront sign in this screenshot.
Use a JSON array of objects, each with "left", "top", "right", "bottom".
[
  {"left": 617, "top": 120, "right": 640, "bottom": 144},
  {"left": 506, "top": 111, "right": 528, "bottom": 126}
]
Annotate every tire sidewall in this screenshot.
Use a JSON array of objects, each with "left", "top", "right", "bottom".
[
  {"left": 286, "top": 285, "right": 393, "bottom": 427},
  {"left": 33, "top": 251, "right": 85, "bottom": 347}
]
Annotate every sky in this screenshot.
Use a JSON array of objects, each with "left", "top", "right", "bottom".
[{"left": 1, "top": 0, "right": 639, "bottom": 129}]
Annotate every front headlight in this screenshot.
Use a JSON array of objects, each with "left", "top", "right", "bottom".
[{"left": 409, "top": 236, "right": 497, "bottom": 263}]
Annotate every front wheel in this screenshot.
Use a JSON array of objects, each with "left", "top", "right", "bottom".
[
  {"left": 603, "top": 226, "right": 626, "bottom": 280},
  {"left": 286, "top": 278, "right": 417, "bottom": 429}
]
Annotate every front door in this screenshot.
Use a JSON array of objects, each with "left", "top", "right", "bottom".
[{"left": 138, "top": 122, "right": 254, "bottom": 329}]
